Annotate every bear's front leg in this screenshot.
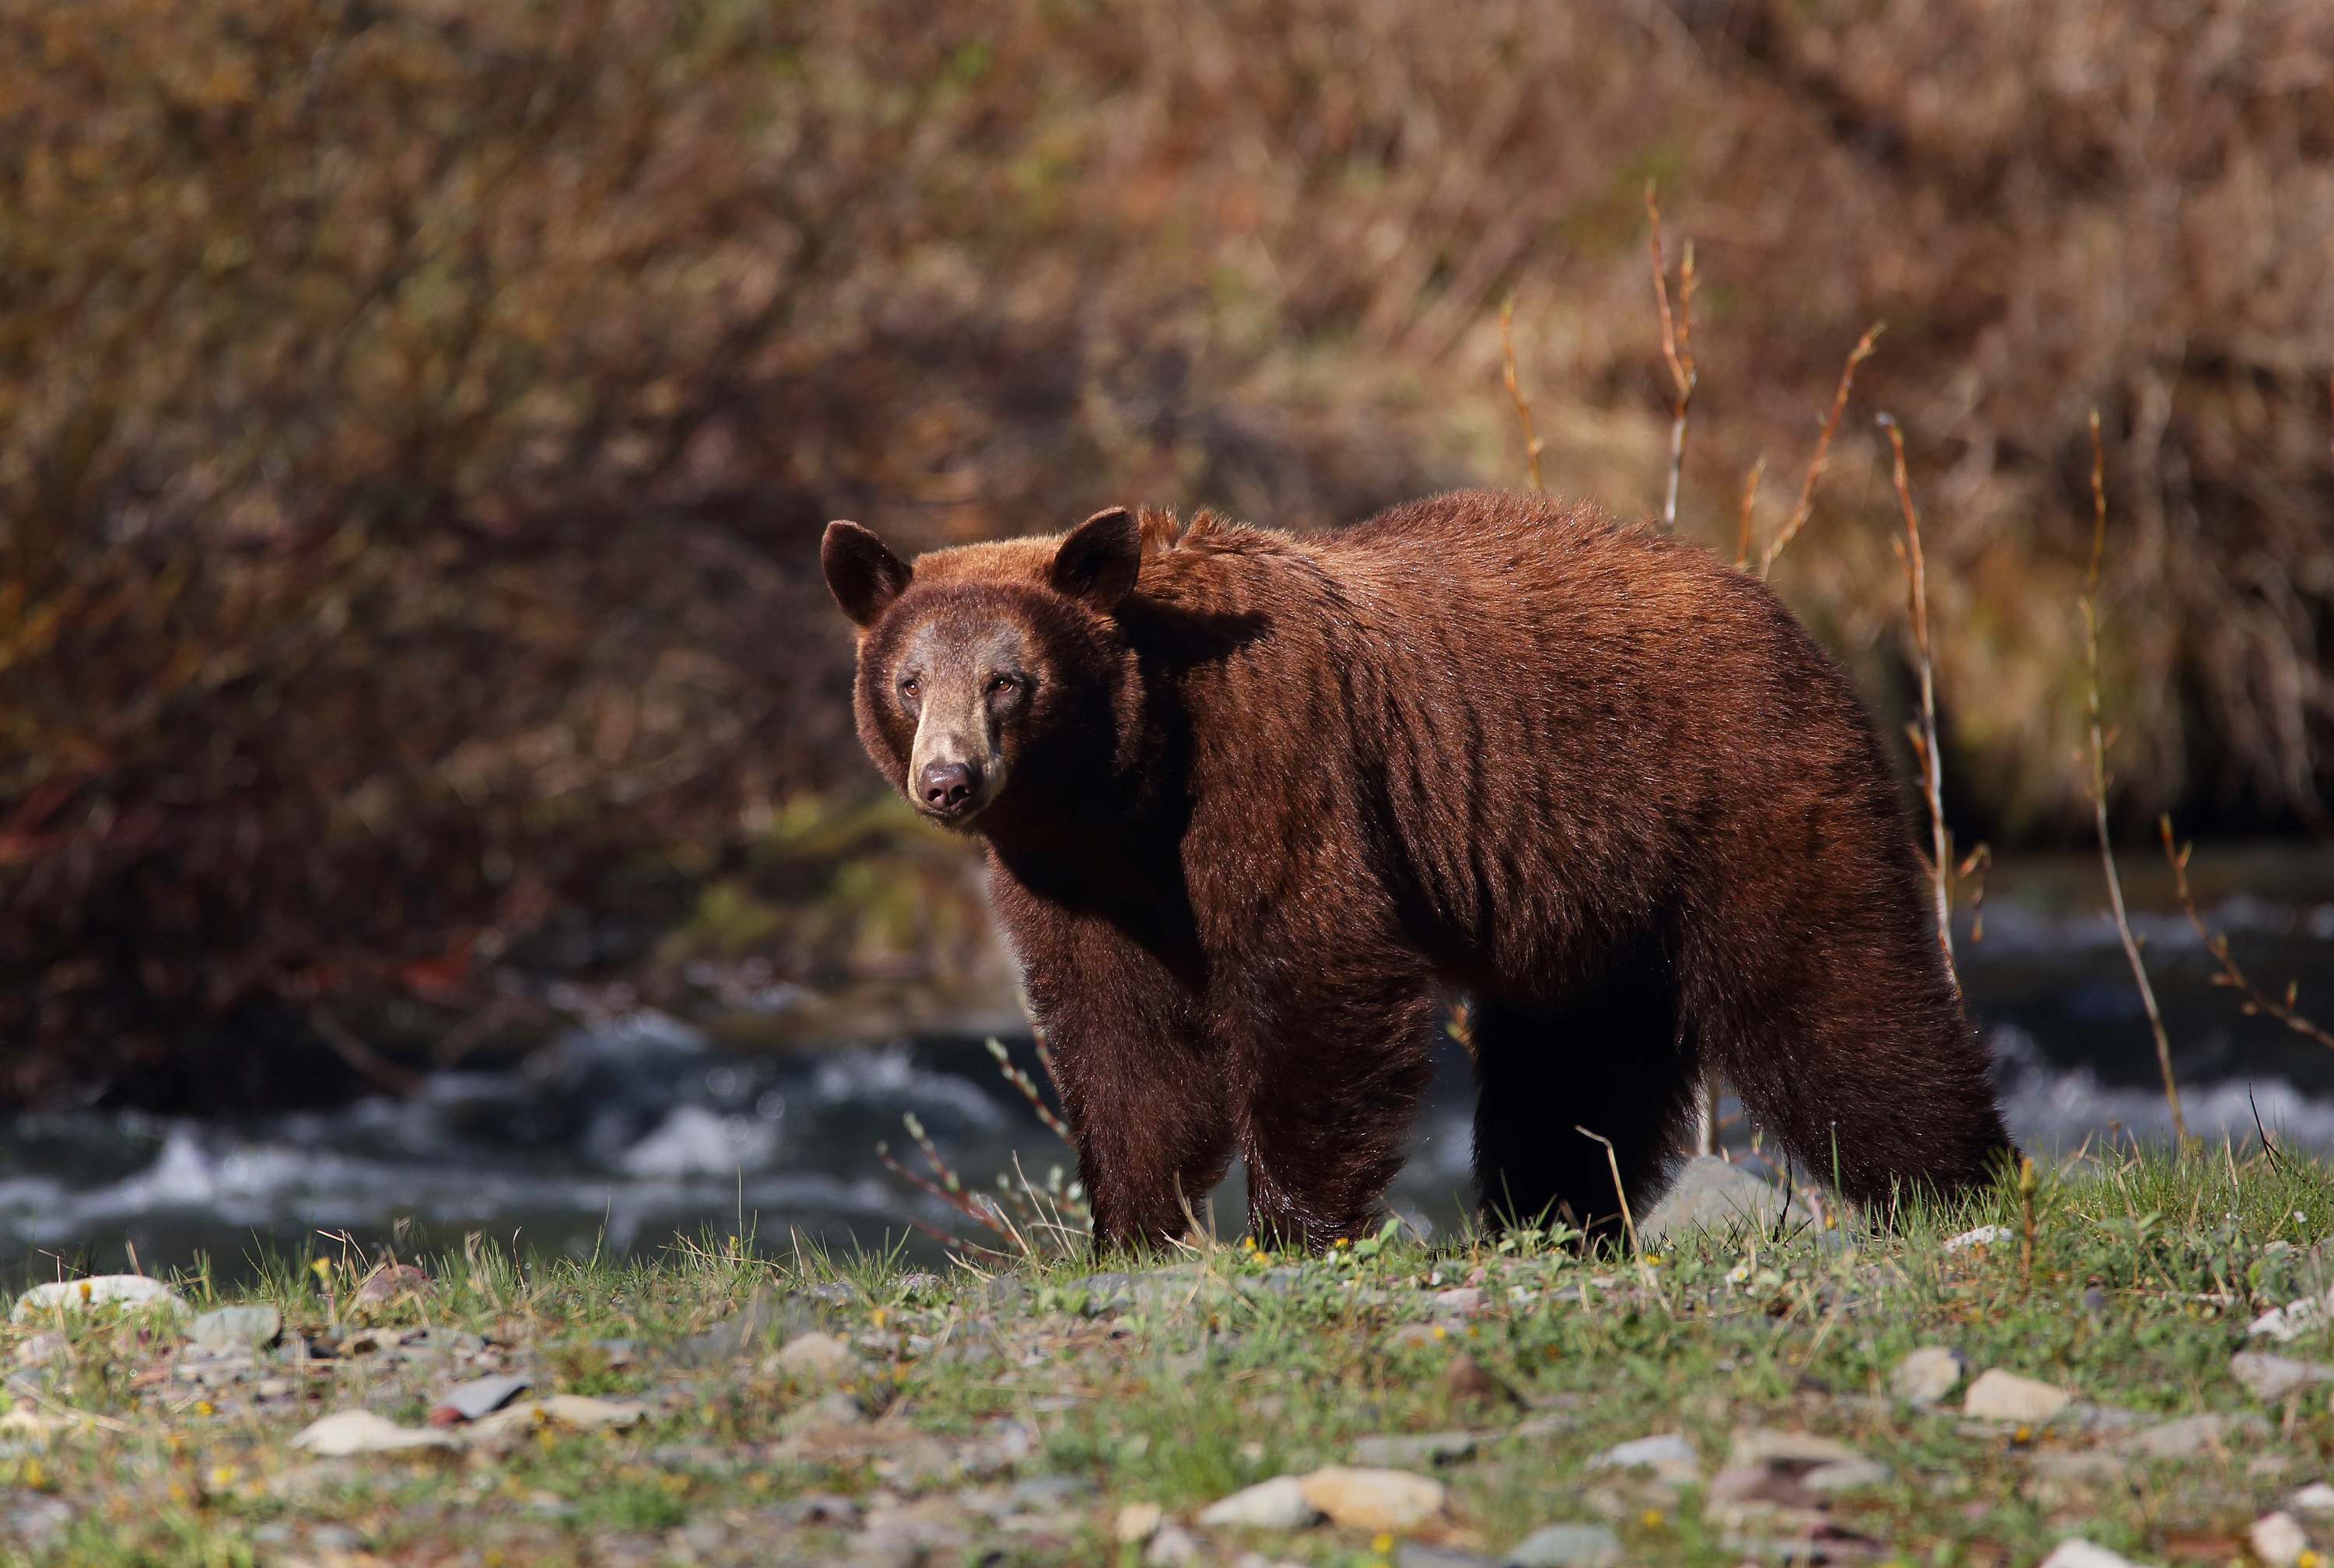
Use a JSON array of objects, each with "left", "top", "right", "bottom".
[
  {"left": 1004, "top": 902, "right": 1231, "bottom": 1255},
  {"left": 1233, "top": 978, "right": 1439, "bottom": 1251}
]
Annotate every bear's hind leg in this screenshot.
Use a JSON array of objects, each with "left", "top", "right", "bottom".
[{"left": 1471, "top": 980, "right": 1695, "bottom": 1244}]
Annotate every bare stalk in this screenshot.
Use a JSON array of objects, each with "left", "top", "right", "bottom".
[
  {"left": 1880, "top": 415, "right": 1957, "bottom": 986},
  {"left": 2083, "top": 410, "right": 2185, "bottom": 1145},
  {"left": 1758, "top": 324, "right": 1884, "bottom": 578},
  {"left": 2162, "top": 818, "right": 2334, "bottom": 1050},
  {"left": 1734, "top": 457, "right": 1765, "bottom": 572},
  {"left": 1498, "top": 297, "right": 1544, "bottom": 493},
  {"left": 1645, "top": 183, "right": 1697, "bottom": 529}
]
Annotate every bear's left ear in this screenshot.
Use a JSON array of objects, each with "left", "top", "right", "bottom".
[{"left": 1049, "top": 507, "right": 1141, "bottom": 612}]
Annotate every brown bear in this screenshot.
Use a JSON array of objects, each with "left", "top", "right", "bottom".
[{"left": 821, "top": 490, "right": 2012, "bottom": 1252}]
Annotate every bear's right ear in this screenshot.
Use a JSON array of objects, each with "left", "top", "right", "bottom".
[
  {"left": 822, "top": 520, "right": 913, "bottom": 628},
  {"left": 1049, "top": 507, "right": 1141, "bottom": 612}
]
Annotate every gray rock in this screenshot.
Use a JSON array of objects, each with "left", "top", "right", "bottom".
[
  {"left": 1197, "top": 1475, "right": 1320, "bottom": 1530},
  {"left": 1145, "top": 1523, "right": 1202, "bottom": 1565},
  {"left": 2234, "top": 1351, "right": 2334, "bottom": 1402},
  {"left": 1638, "top": 1157, "right": 1804, "bottom": 1245},
  {"left": 2123, "top": 1411, "right": 2270, "bottom": 1460},
  {"left": 1506, "top": 1521, "right": 1624, "bottom": 1568},
  {"left": 1803, "top": 1458, "right": 1891, "bottom": 1491},
  {"left": 1, "top": 1492, "right": 72, "bottom": 1551},
  {"left": 1395, "top": 1546, "right": 1499, "bottom": 1568},
  {"left": 429, "top": 1373, "right": 532, "bottom": 1422},
  {"left": 674, "top": 1290, "right": 815, "bottom": 1365},
  {"left": 1354, "top": 1431, "right": 1476, "bottom": 1468},
  {"left": 1010, "top": 1474, "right": 1093, "bottom": 1511},
  {"left": 1889, "top": 1346, "right": 1966, "bottom": 1408},
  {"left": 1588, "top": 1431, "right": 1698, "bottom": 1482},
  {"left": 187, "top": 1304, "right": 281, "bottom": 1353}
]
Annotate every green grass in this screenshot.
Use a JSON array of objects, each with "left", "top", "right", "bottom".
[{"left": 6, "top": 1147, "right": 2334, "bottom": 1565}]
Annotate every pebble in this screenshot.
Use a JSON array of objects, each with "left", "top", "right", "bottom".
[
  {"left": 1943, "top": 1224, "right": 2013, "bottom": 1251},
  {"left": 1588, "top": 1431, "right": 1698, "bottom": 1482},
  {"left": 2252, "top": 1511, "right": 2311, "bottom": 1568},
  {"left": 12, "top": 1331, "right": 67, "bottom": 1367},
  {"left": 1637, "top": 1156, "right": 1802, "bottom": 1243},
  {"left": 1393, "top": 1546, "right": 1499, "bottom": 1568},
  {"left": 2251, "top": 1288, "right": 2334, "bottom": 1343},
  {"left": 2123, "top": 1411, "right": 2268, "bottom": 1460},
  {"left": 12, "top": 1276, "right": 187, "bottom": 1321},
  {"left": 1145, "top": 1523, "right": 1202, "bottom": 1565},
  {"left": 2037, "top": 1541, "right": 2141, "bottom": 1568},
  {"left": 1506, "top": 1521, "right": 1624, "bottom": 1568},
  {"left": 290, "top": 1409, "right": 459, "bottom": 1457},
  {"left": 774, "top": 1330, "right": 860, "bottom": 1383},
  {"left": 1115, "top": 1502, "right": 1163, "bottom": 1544},
  {"left": 427, "top": 1373, "right": 532, "bottom": 1425},
  {"left": 1431, "top": 1286, "right": 1485, "bottom": 1315},
  {"left": 1889, "top": 1346, "right": 1967, "bottom": 1408},
  {"left": 1962, "top": 1368, "right": 2071, "bottom": 1423},
  {"left": 1297, "top": 1466, "right": 1447, "bottom": 1532},
  {"left": 1009, "top": 1474, "right": 1093, "bottom": 1511},
  {"left": 350, "top": 1265, "right": 432, "bottom": 1307},
  {"left": 1198, "top": 1476, "right": 1321, "bottom": 1530},
  {"left": 2294, "top": 1481, "right": 2334, "bottom": 1514},
  {"left": 187, "top": 1304, "right": 282, "bottom": 1353},
  {"left": 2234, "top": 1351, "right": 2334, "bottom": 1402},
  {"left": 1354, "top": 1431, "right": 1476, "bottom": 1468}
]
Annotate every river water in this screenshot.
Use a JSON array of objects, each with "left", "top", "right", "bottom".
[{"left": 7, "top": 847, "right": 2330, "bottom": 1285}]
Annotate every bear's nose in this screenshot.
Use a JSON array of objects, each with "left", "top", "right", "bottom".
[{"left": 917, "top": 761, "right": 979, "bottom": 812}]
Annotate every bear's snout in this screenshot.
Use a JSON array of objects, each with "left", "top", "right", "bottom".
[{"left": 917, "top": 759, "right": 980, "bottom": 815}]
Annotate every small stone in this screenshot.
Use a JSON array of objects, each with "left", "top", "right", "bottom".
[
  {"left": 1803, "top": 1458, "right": 1891, "bottom": 1491},
  {"left": 1432, "top": 1287, "right": 1485, "bottom": 1315},
  {"left": 290, "top": 1409, "right": 459, "bottom": 1457},
  {"left": 2024, "top": 1453, "right": 2129, "bottom": 1485},
  {"left": 12, "top": 1276, "right": 187, "bottom": 1321},
  {"left": 1962, "top": 1369, "right": 2070, "bottom": 1423},
  {"left": 2234, "top": 1352, "right": 2334, "bottom": 1402},
  {"left": 1446, "top": 1353, "right": 1516, "bottom": 1407},
  {"left": 1116, "top": 1502, "right": 1164, "bottom": 1544},
  {"left": 2124, "top": 1412, "right": 2268, "bottom": 1460},
  {"left": 1393, "top": 1545, "right": 1499, "bottom": 1568},
  {"left": 13, "top": 1332, "right": 67, "bottom": 1366},
  {"left": 2252, "top": 1289, "right": 2334, "bottom": 1343},
  {"left": 897, "top": 1272, "right": 943, "bottom": 1298},
  {"left": 1386, "top": 1324, "right": 1447, "bottom": 1349},
  {"left": 1354, "top": 1431, "right": 1476, "bottom": 1468},
  {"left": 2251, "top": 1512, "right": 2311, "bottom": 1568},
  {"left": 351, "top": 1265, "right": 432, "bottom": 1307},
  {"left": 187, "top": 1305, "right": 282, "bottom": 1353},
  {"left": 427, "top": 1373, "right": 532, "bottom": 1425},
  {"left": 1943, "top": 1224, "right": 2012, "bottom": 1251},
  {"left": 1728, "top": 1430, "right": 1865, "bottom": 1468},
  {"left": 1145, "top": 1523, "right": 1202, "bottom": 1565},
  {"left": 2036, "top": 1541, "right": 2141, "bottom": 1568},
  {"left": 1588, "top": 1431, "right": 1698, "bottom": 1482},
  {"left": 2294, "top": 1481, "right": 2334, "bottom": 1514},
  {"left": 1198, "top": 1476, "right": 1321, "bottom": 1531},
  {"left": 1890, "top": 1346, "right": 1967, "bottom": 1408},
  {"left": 774, "top": 1330, "right": 859, "bottom": 1382},
  {"left": 535, "top": 1393, "right": 650, "bottom": 1429},
  {"left": 1638, "top": 1157, "right": 1802, "bottom": 1244},
  {"left": 1298, "top": 1467, "right": 1446, "bottom": 1533},
  {"left": 1010, "top": 1475, "right": 1093, "bottom": 1511},
  {"left": 1506, "top": 1521, "right": 1624, "bottom": 1568}
]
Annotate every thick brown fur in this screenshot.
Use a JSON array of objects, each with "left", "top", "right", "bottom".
[{"left": 824, "top": 490, "right": 2013, "bottom": 1253}]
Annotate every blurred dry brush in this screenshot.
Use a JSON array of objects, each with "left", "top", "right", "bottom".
[{"left": 2, "top": 0, "right": 2331, "bottom": 1108}]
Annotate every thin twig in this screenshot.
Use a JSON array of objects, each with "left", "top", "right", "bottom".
[
  {"left": 1498, "top": 296, "right": 1544, "bottom": 494},
  {"left": 2083, "top": 411, "right": 2185, "bottom": 1145},
  {"left": 984, "top": 1038, "right": 1072, "bottom": 1142},
  {"left": 1645, "top": 183, "right": 1696, "bottom": 529},
  {"left": 2162, "top": 818, "right": 2334, "bottom": 1049},
  {"left": 1880, "top": 414, "right": 1957, "bottom": 987},
  {"left": 1957, "top": 843, "right": 1993, "bottom": 943},
  {"left": 1759, "top": 324, "right": 1884, "bottom": 577},
  {"left": 1734, "top": 457, "right": 1765, "bottom": 572},
  {"left": 1574, "top": 1125, "right": 1651, "bottom": 1290}
]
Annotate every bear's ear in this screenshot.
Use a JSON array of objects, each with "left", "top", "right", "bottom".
[
  {"left": 822, "top": 520, "right": 913, "bottom": 628},
  {"left": 1049, "top": 507, "right": 1141, "bottom": 612}
]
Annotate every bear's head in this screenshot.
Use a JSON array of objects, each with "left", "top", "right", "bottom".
[{"left": 820, "top": 508, "right": 1144, "bottom": 834}]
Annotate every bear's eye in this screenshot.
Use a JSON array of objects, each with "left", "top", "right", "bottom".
[
  {"left": 899, "top": 675, "right": 920, "bottom": 702},
  {"left": 987, "top": 675, "right": 1019, "bottom": 697}
]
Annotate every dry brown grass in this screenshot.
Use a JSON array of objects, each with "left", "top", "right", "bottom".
[{"left": 2, "top": 0, "right": 2329, "bottom": 1101}]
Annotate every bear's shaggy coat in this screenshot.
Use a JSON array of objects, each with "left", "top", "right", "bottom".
[{"left": 822, "top": 491, "right": 2011, "bottom": 1251}]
